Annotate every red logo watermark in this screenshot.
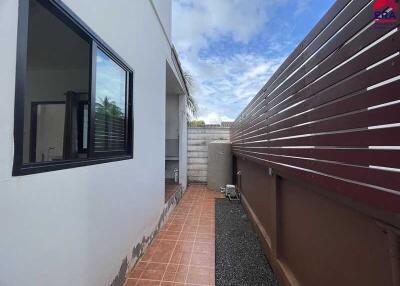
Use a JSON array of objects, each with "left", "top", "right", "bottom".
[{"left": 373, "top": 0, "right": 400, "bottom": 23}]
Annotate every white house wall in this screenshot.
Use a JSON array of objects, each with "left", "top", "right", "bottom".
[
  {"left": 0, "top": 0, "right": 187, "bottom": 286},
  {"left": 152, "top": 0, "right": 172, "bottom": 41},
  {"left": 179, "top": 94, "right": 188, "bottom": 188},
  {"left": 166, "top": 94, "right": 179, "bottom": 141}
]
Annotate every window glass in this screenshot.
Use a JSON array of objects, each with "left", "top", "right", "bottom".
[
  {"left": 24, "top": 0, "right": 90, "bottom": 163},
  {"left": 15, "top": 0, "right": 133, "bottom": 175},
  {"left": 94, "top": 49, "right": 127, "bottom": 153}
]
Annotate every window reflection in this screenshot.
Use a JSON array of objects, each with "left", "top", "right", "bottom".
[
  {"left": 94, "top": 49, "right": 127, "bottom": 152},
  {"left": 24, "top": 0, "right": 90, "bottom": 163}
]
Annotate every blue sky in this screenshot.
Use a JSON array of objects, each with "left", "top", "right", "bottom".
[{"left": 172, "top": 0, "right": 335, "bottom": 123}]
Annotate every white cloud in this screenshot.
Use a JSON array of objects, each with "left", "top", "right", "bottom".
[
  {"left": 172, "top": 0, "right": 292, "bottom": 124},
  {"left": 295, "top": 0, "right": 312, "bottom": 16},
  {"left": 183, "top": 53, "right": 285, "bottom": 124},
  {"left": 173, "top": 0, "right": 283, "bottom": 54}
]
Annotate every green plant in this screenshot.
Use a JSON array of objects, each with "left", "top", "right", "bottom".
[
  {"left": 183, "top": 71, "right": 198, "bottom": 120},
  {"left": 96, "top": 96, "right": 124, "bottom": 118},
  {"left": 188, "top": 120, "right": 205, "bottom": 127}
]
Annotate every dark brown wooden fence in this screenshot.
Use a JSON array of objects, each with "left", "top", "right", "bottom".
[{"left": 231, "top": 0, "right": 400, "bottom": 214}]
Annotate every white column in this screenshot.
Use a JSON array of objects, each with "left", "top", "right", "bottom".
[{"left": 178, "top": 93, "right": 188, "bottom": 189}]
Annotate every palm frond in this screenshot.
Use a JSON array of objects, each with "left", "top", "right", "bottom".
[{"left": 183, "top": 71, "right": 198, "bottom": 120}]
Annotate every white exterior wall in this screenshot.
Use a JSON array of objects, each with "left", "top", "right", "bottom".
[
  {"left": 0, "top": 1, "right": 186, "bottom": 286},
  {"left": 179, "top": 94, "right": 188, "bottom": 188},
  {"left": 188, "top": 127, "right": 230, "bottom": 183},
  {"left": 165, "top": 94, "right": 179, "bottom": 141},
  {"left": 152, "top": 0, "right": 172, "bottom": 41}
]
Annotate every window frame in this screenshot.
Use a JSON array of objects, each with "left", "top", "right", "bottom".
[
  {"left": 77, "top": 101, "right": 89, "bottom": 154},
  {"left": 90, "top": 43, "right": 132, "bottom": 158},
  {"left": 13, "top": 0, "right": 134, "bottom": 176}
]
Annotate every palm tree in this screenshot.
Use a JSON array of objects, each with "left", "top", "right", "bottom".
[
  {"left": 183, "top": 71, "right": 198, "bottom": 120},
  {"left": 95, "top": 97, "right": 124, "bottom": 149},
  {"left": 96, "top": 97, "right": 123, "bottom": 118}
]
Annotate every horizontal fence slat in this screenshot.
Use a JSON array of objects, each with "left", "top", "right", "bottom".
[
  {"left": 236, "top": 126, "right": 400, "bottom": 148},
  {"left": 235, "top": 0, "right": 352, "bottom": 121},
  {"left": 268, "top": 81, "right": 400, "bottom": 134},
  {"left": 231, "top": 1, "right": 400, "bottom": 213},
  {"left": 234, "top": 22, "right": 400, "bottom": 142},
  {"left": 265, "top": 39, "right": 400, "bottom": 126},
  {"left": 269, "top": 22, "right": 399, "bottom": 113},
  {"left": 234, "top": 149, "right": 400, "bottom": 191},
  {"left": 233, "top": 147, "right": 400, "bottom": 169},
  {"left": 265, "top": 0, "right": 372, "bottom": 104},
  {"left": 241, "top": 102, "right": 400, "bottom": 143}
]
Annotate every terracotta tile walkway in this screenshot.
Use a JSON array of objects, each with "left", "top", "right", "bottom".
[{"left": 125, "top": 185, "right": 224, "bottom": 286}]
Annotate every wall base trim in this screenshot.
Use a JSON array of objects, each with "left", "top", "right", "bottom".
[{"left": 110, "top": 185, "right": 185, "bottom": 286}]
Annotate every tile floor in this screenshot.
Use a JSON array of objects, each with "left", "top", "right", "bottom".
[{"left": 125, "top": 184, "right": 224, "bottom": 286}]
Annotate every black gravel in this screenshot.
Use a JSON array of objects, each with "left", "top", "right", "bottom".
[{"left": 215, "top": 199, "right": 279, "bottom": 286}]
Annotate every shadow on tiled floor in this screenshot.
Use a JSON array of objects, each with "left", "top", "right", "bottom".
[
  {"left": 125, "top": 184, "right": 224, "bottom": 286},
  {"left": 165, "top": 182, "right": 180, "bottom": 203}
]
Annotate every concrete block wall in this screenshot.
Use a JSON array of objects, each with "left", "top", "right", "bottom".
[{"left": 188, "top": 127, "right": 230, "bottom": 183}]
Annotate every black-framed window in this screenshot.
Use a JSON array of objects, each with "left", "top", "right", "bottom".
[
  {"left": 13, "top": 0, "right": 133, "bottom": 176},
  {"left": 93, "top": 48, "right": 129, "bottom": 155}
]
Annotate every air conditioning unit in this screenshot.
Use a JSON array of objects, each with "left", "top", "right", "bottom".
[{"left": 222, "top": 184, "right": 240, "bottom": 201}]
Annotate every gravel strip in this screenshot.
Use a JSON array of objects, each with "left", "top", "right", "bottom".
[{"left": 215, "top": 199, "right": 279, "bottom": 286}]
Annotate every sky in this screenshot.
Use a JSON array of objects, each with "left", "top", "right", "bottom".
[{"left": 172, "top": 0, "right": 335, "bottom": 124}]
